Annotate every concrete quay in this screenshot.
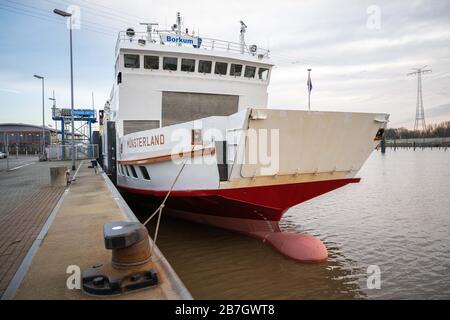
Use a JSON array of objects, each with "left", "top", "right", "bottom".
[{"left": 0, "top": 159, "right": 191, "bottom": 300}]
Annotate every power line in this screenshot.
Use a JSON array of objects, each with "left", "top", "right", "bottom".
[
  {"left": 45, "top": 0, "right": 141, "bottom": 23},
  {"left": 0, "top": 5, "right": 65, "bottom": 26},
  {"left": 0, "top": 2, "right": 113, "bottom": 35},
  {"left": 0, "top": 5, "right": 116, "bottom": 37},
  {"left": 3, "top": 0, "right": 117, "bottom": 35},
  {"left": 3, "top": 1, "right": 327, "bottom": 67},
  {"left": 41, "top": 0, "right": 142, "bottom": 27},
  {"left": 77, "top": 0, "right": 150, "bottom": 24}
]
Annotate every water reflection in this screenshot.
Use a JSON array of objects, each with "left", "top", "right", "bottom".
[
  {"left": 122, "top": 150, "right": 450, "bottom": 299},
  {"left": 125, "top": 195, "right": 366, "bottom": 299}
]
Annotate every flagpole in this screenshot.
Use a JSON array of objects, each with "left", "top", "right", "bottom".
[{"left": 307, "top": 68, "right": 312, "bottom": 111}]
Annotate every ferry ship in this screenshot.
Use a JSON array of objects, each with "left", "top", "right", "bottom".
[{"left": 102, "top": 13, "right": 388, "bottom": 262}]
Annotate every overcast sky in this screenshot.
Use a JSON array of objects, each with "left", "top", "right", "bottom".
[{"left": 0, "top": 0, "right": 449, "bottom": 128}]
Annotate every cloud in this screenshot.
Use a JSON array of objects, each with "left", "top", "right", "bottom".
[
  {"left": 427, "top": 103, "right": 450, "bottom": 118},
  {"left": 0, "top": 88, "right": 21, "bottom": 94},
  {"left": 1, "top": 0, "right": 449, "bottom": 128}
]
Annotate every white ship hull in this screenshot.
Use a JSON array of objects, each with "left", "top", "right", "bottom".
[{"left": 116, "top": 108, "right": 388, "bottom": 262}]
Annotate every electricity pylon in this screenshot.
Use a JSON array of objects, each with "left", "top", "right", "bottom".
[{"left": 407, "top": 66, "right": 432, "bottom": 131}]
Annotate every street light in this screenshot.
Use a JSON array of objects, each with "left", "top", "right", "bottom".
[
  {"left": 33, "top": 74, "right": 45, "bottom": 155},
  {"left": 307, "top": 68, "right": 312, "bottom": 111},
  {"left": 54, "top": 8, "right": 76, "bottom": 171},
  {"left": 49, "top": 91, "right": 57, "bottom": 144}
]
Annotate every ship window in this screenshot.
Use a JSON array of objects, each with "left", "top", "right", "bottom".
[
  {"left": 119, "top": 164, "right": 123, "bottom": 175},
  {"left": 258, "top": 67, "right": 269, "bottom": 80},
  {"left": 181, "top": 58, "right": 195, "bottom": 72},
  {"left": 244, "top": 66, "right": 256, "bottom": 78},
  {"left": 139, "top": 166, "right": 151, "bottom": 180},
  {"left": 198, "top": 60, "right": 212, "bottom": 73},
  {"left": 129, "top": 165, "right": 138, "bottom": 178},
  {"left": 163, "top": 57, "right": 178, "bottom": 71},
  {"left": 124, "top": 54, "right": 140, "bottom": 68},
  {"left": 215, "top": 62, "right": 228, "bottom": 75},
  {"left": 230, "top": 64, "right": 243, "bottom": 77},
  {"left": 124, "top": 165, "right": 130, "bottom": 176},
  {"left": 144, "top": 55, "right": 159, "bottom": 69}
]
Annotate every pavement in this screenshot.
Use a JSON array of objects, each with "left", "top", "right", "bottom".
[
  {"left": 11, "top": 161, "right": 191, "bottom": 300},
  {"left": 0, "top": 158, "right": 75, "bottom": 297},
  {"left": 0, "top": 155, "right": 37, "bottom": 173},
  {"left": 0, "top": 157, "right": 69, "bottom": 219}
]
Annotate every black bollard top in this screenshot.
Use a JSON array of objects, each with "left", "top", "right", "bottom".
[{"left": 103, "top": 221, "right": 149, "bottom": 249}]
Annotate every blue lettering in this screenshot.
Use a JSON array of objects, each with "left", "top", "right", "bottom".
[{"left": 165, "top": 35, "right": 194, "bottom": 44}]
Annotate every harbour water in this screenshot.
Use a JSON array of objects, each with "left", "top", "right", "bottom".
[{"left": 130, "top": 149, "right": 450, "bottom": 299}]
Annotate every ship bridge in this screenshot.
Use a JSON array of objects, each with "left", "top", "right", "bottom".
[
  {"left": 108, "top": 14, "right": 274, "bottom": 137},
  {"left": 114, "top": 30, "right": 271, "bottom": 62}
]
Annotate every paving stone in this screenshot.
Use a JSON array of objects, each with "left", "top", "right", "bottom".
[{"left": 0, "top": 160, "right": 71, "bottom": 298}]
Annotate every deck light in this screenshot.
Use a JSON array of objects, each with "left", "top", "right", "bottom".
[{"left": 33, "top": 74, "right": 45, "bottom": 154}]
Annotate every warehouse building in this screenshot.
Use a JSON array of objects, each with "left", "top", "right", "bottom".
[{"left": 0, "top": 123, "right": 58, "bottom": 154}]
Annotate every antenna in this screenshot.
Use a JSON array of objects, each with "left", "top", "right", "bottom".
[
  {"left": 176, "top": 12, "right": 182, "bottom": 35},
  {"left": 140, "top": 22, "right": 158, "bottom": 42},
  {"left": 240, "top": 20, "right": 247, "bottom": 54},
  {"left": 407, "top": 66, "right": 432, "bottom": 131},
  {"left": 173, "top": 12, "right": 182, "bottom": 46}
]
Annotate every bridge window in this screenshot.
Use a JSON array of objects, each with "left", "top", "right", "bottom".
[
  {"left": 230, "top": 64, "right": 242, "bottom": 77},
  {"left": 181, "top": 58, "right": 195, "bottom": 72},
  {"left": 124, "top": 54, "right": 140, "bottom": 68},
  {"left": 129, "top": 165, "right": 138, "bottom": 178},
  {"left": 198, "top": 60, "right": 212, "bottom": 73},
  {"left": 258, "top": 67, "right": 269, "bottom": 80},
  {"left": 163, "top": 57, "right": 178, "bottom": 71},
  {"left": 214, "top": 62, "right": 228, "bottom": 75},
  {"left": 144, "top": 55, "right": 159, "bottom": 69},
  {"left": 139, "top": 166, "right": 151, "bottom": 180},
  {"left": 244, "top": 66, "right": 256, "bottom": 78}
]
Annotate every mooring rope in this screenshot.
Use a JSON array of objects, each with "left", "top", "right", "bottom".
[{"left": 143, "top": 150, "right": 191, "bottom": 255}]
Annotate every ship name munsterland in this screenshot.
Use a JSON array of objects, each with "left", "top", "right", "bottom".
[{"left": 127, "top": 134, "right": 165, "bottom": 148}]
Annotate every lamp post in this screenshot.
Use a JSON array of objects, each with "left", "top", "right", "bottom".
[
  {"left": 307, "top": 69, "right": 312, "bottom": 111},
  {"left": 49, "top": 91, "right": 57, "bottom": 144},
  {"left": 33, "top": 74, "right": 45, "bottom": 154},
  {"left": 54, "top": 8, "right": 76, "bottom": 170}
]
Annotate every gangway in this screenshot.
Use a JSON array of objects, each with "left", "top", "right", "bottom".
[{"left": 52, "top": 108, "right": 97, "bottom": 159}]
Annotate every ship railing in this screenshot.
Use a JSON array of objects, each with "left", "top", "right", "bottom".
[{"left": 115, "top": 31, "right": 270, "bottom": 59}]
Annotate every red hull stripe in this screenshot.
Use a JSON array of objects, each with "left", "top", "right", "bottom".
[{"left": 120, "top": 178, "right": 360, "bottom": 222}]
